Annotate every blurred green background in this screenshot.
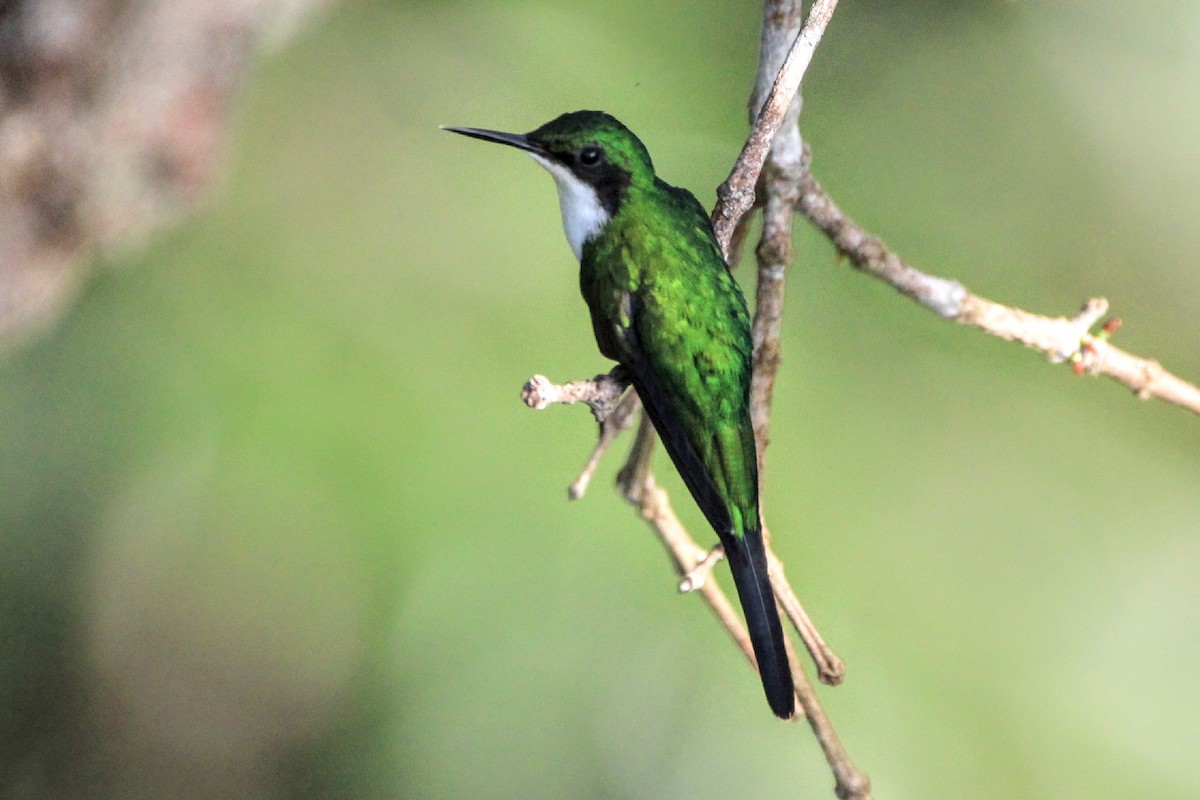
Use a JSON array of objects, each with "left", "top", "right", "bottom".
[{"left": 3, "top": 1, "right": 1199, "bottom": 797}]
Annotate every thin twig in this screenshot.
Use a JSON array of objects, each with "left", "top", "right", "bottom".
[
  {"left": 520, "top": 368, "right": 639, "bottom": 498},
  {"left": 1078, "top": 335, "right": 1200, "bottom": 412},
  {"left": 615, "top": 416, "right": 760, "bottom": 669},
  {"left": 795, "top": 669, "right": 874, "bottom": 800},
  {"left": 521, "top": 369, "right": 629, "bottom": 418},
  {"left": 766, "top": 545, "right": 843, "bottom": 684},
  {"left": 573, "top": 390, "right": 643, "bottom": 500},
  {"left": 796, "top": 168, "right": 1200, "bottom": 417},
  {"left": 711, "top": 0, "right": 840, "bottom": 255}
]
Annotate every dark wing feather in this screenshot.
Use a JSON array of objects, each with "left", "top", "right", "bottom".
[{"left": 611, "top": 292, "right": 734, "bottom": 540}]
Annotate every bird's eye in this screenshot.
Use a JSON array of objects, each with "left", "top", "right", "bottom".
[{"left": 578, "top": 145, "right": 603, "bottom": 166}]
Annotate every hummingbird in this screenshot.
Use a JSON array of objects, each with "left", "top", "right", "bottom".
[{"left": 444, "top": 111, "right": 795, "bottom": 719}]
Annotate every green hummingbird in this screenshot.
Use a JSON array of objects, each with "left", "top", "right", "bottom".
[{"left": 444, "top": 111, "right": 795, "bottom": 719}]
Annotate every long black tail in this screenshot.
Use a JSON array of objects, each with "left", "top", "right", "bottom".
[{"left": 723, "top": 527, "right": 795, "bottom": 718}]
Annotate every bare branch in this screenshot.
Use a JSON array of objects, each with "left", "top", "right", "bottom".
[
  {"left": 520, "top": 369, "right": 629, "bottom": 418},
  {"left": 711, "top": 0, "right": 840, "bottom": 255},
  {"left": 957, "top": 295, "right": 1108, "bottom": 362},
  {"left": 520, "top": 3, "right": 1190, "bottom": 799},
  {"left": 766, "top": 544, "right": 843, "bottom": 685},
  {"left": 519, "top": 369, "right": 637, "bottom": 498},
  {"left": 797, "top": 168, "right": 1200, "bottom": 417},
  {"left": 795, "top": 674, "right": 874, "bottom": 800},
  {"left": 615, "top": 415, "right": 761, "bottom": 673},
  {"left": 732, "top": 2, "right": 872, "bottom": 797},
  {"left": 678, "top": 543, "right": 725, "bottom": 593},
  {"left": 569, "top": 390, "right": 642, "bottom": 500},
  {"left": 1078, "top": 335, "right": 1200, "bottom": 414}
]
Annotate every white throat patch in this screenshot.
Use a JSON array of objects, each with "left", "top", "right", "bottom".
[{"left": 530, "top": 153, "right": 610, "bottom": 261}]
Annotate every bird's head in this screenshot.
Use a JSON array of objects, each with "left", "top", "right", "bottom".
[{"left": 444, "top": 110, "right": 654, "bottom": 259}]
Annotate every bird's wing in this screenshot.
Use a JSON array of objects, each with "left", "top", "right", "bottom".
[
  {"left": 614, "top": 263, "right": 758, "bottom": 541},
  {"left": 615, "top": 306, "right": 735, "bottom": 539}
]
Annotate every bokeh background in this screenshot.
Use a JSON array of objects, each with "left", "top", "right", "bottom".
[{"left": 2, "top": 1, "right": 1199, "bottom": 798}]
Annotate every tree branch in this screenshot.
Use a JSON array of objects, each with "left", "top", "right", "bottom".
[
  {"left": 711, "top": 0, "right": 839, "bottom": 256},
  {"left": 521, "top": 376, "right": 768, "bottom": 690},
  {"left": 520, "top": 370, "right": 640, "bottom": 500},
  {"left": 731, "top": 2, "right": 872, "bottom": 798},
  {"left": 796, "top": 167, "right": 1200, "bottom": 417},
  {"left": 614, "top": 416, "right": 761, "bottom": 668}
]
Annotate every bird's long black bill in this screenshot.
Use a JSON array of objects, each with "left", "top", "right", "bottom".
[{"left": 441, "top": 125, "right": 544, "bottom": 155}]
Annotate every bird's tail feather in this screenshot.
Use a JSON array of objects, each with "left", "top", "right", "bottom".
[{"left": 723, "top": 528, "right": 795, "bottom": 719}]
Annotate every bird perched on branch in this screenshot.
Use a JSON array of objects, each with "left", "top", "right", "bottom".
[{"left": 445, "top": 111, "right": 794, "bottom": 719}]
